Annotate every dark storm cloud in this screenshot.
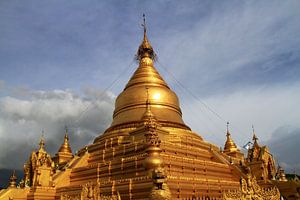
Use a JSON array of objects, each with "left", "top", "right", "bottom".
[
  {"left": 0, "top": 87, "right": 114, "bottom": 169},
  {"left": 267, "top": 126, "right": 300, "bottom": 174}
]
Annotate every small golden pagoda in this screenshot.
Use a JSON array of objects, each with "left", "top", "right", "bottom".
[
  {"left": 0, "top": 17, "right": 291, "bottom": 200},
  {"left": 222, "top": 122, "right": 244, "bottom": 161},
  {"left": 8, "top": 171, "right": 17, "bottom": 189},
  {"left": 52, "top": 127, "right": 73, "bottom": 169}
]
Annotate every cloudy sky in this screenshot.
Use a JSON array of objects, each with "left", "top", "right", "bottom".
[{"left": 0, "top": 0, "right": 299, "bottom": 174}]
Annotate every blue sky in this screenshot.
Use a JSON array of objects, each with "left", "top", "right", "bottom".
[{"left": 0, "top": 0, "right": 300, "bottom": 173}]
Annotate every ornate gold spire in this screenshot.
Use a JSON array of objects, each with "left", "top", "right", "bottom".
[
  {"left": 9, "top": 170, "right": 17, "bottom": 188},
  {"left": 252, "top": 125, "right": 259, "bottom": 147},
  {"left": 53, "top": 127, "right": 73, "bottom": 166},
  {"left": 107, "top": 15, "right": 189, "bottom": 132},
  {"left": 39, "top": 134, "right": 45, "bottom": 152},
  {"left": 58, "top": 127, "right": 72, "bottom": 154},
  {"left": 277, "top": 165, "right": 288, "bottom": 181},
  {"left": 136, "top": 14, "right": 156, "bottom": 61},
  {"left": 224, "top": 122, "right": 238, "bottom": 153},
  {"left": 141, "top": 87, "right": 156, "bottom": 122}
]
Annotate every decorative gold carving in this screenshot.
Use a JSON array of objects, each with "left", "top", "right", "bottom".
[
  {"left": 246, "top": 133, "right": 276, "bottom": 181},
  {"left": 149, "top": 183, "right": 171, "bottom": 200},
  {"left": 60, "top": 194, "right": 80, "bottom": 200},
  {"left": 81, "top": 182, "right": 100, "bottom": 200},
  {"left": 224, "top": 174, "right": 280, "bottom": 200},
  {"left": 79, "top": 182, "right": 121, "bottom": 200},
  {"left": 150, "top": 167, "right": 171, "bottom": 200},
  {"left": 152, "top": 167, "right": 166, "bottom": 190},
  {"left": 143, "top": 102, "right": 164, "bottom": 171},
  {"left": 99, "top": 194, "right": 121, "bottom": 200}
]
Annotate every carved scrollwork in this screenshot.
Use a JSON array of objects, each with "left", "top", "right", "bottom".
[
  {"left": 81, "top": 182, "right": 100, "bottom": 200},
  {"left": 99, "top": 193, "right": 121, "bottom": 200},
  {"left": 60, "top": 193, "right": 80, "bottom": 200},
  {"left": 224, "top": 175, "right": 280, "bottom": 200}
]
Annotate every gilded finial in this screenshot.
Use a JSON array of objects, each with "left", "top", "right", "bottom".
[
  {"left": 64, "top": 125, "right": 69, "bottom": 140},
  {"left": 146, "top": 87, "right": 150, "bottom": 109},
  {"left": 39, "top": 134, "right": 45, "bottom": 150},
  {"left": 142, "top": 13, "right": 146, "bottom": 37},
  {"left": 144, "top": 87, "right": 153, "bottom": 116},
  {"left": 141, "top": 87, "right": 158, "bottom": 125},
  {"left": 252, "top": 125, "right": 258, "bottom": 144},
  {"left": 136, "top": 14, "right": 156, "bottom": 61},
  {"left": 226, "top": 122, "right": 230, "bottom": 135}
]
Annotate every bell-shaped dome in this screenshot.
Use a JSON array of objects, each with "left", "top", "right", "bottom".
[{"left": 106, "top": 25, "right": 189, "bottom": 132}]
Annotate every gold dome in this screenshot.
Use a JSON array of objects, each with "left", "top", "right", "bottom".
[{"left": 107, "top": 24, "right": 189, "bottom": 131}]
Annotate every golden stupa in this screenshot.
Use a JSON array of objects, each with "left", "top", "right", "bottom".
[{"left": 0, "top": 18, "right": 298, "bottom": 200}]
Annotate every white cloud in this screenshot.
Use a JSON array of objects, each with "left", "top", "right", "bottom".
[{"left": 0, "top": 88, "right": 114, "bottom": 169}]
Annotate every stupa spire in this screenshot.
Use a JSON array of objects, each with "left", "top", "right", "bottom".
[
  {"left": 226, "top": 121, "right": 230, "bottom": 135},
  {"left": 252, "top": 125, "right": 259, "bottom": 146},
  {"left": 142, "top": 13, "right": 147, "bottom": 39},
  {"left": 136, "top": 14, "right": 156, "bottom": 61},
  {"left": 224, "top": 122, "right": 238, "bottom": 153},
  {"left": 39, "top": 134, "right": 45, "bottom": 151},
  {"left": 142, "top": 87, "right": 155, "bottom": 119},
  {"left": 58, "top": 126, "right": 72, "bottom": 154},
  {"left": 8, "top": 170, "right": 17, "bottom": 188},
  {"left": 140, "top": 87, "right": 159, "bottom": 128}
]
